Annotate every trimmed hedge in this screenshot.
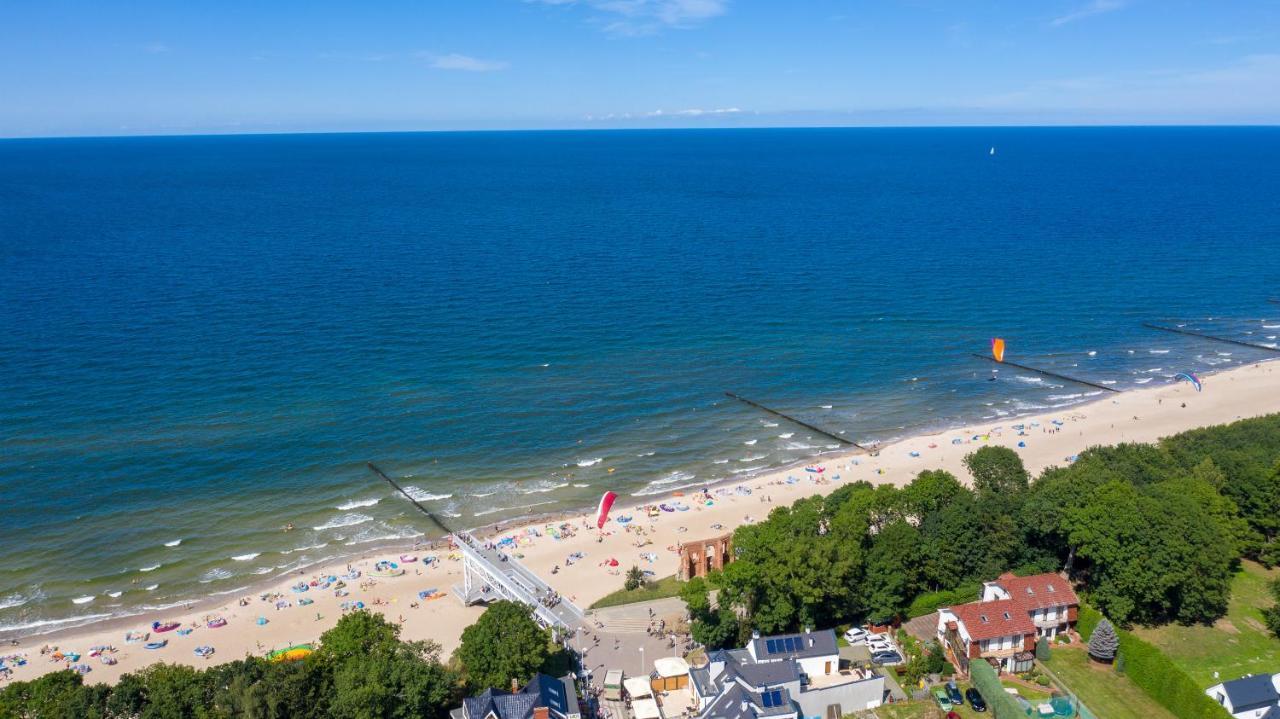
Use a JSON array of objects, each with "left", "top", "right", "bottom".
[
  {"left": 1077, "top": 602, "right": 1229, "bottom": 719},
  {"left": 970, "top": 659, "right": 1025, "bottom": 719},
  {"left": 907, "top": 583, "right": 981, "bottom": 618}
]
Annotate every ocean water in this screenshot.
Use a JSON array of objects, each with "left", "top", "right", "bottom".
[{"left": 3, "top": 127, "right": 1280, "bottom": 637}]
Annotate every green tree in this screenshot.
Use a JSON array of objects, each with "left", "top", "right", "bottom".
[
  {"left": 681, "top": 576, "right": 740, "bottom": 651},
  {"left": 624, "top": 566, "right": 646, "bottom": 591},
  {"left": 1088, "top": 619, "right": 1119, "bottom": 662},
  {"left": 315, "top": 609, "right": 402, "bottom": 663},
  {"left": 1263, "top": 578, "right": 1280, "bottom": 639},
  {"left": 329, "top": 641, "right": 457, "bottom": 719},
  {"left": 455, "top": 601, "right": 552, "bottom": 691},
  {"left": 864, "top": 520, "right": 923, "bottom": 624},
  {"left": 964, "top": 446, "right": 1030, "bottom": 496},
  {"left": 1035, "top": 636, "right": 1052, "bottom": 661},
  {"left": 901, "top": 470, "right": 966, "bottom": 519},
  {"left": 0, "top": 670, "right": 109, "bottom": 719},
  {"left": 718, "top": 495, "right": 865, "bottom": 632}
]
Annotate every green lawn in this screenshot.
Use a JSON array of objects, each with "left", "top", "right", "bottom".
[
  {"left": 1133, "top": 560, "right": 1280, "bottom": 687},
  {"left": 1042, "top": 648, "right": 1178, "bottom": 719},
  {"left": 589, "top": 575, "right": 682, "bottom": 609}
]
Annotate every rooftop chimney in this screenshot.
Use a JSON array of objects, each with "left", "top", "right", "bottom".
[
  {"left": 534, "top": 708, "right": 550, "bottom": 719},
  {"left": 751, "top": 630, "right": 760, "bottom": 640},
  {"left": 511, "top": 678, "right": 519, "bottom": 694}
]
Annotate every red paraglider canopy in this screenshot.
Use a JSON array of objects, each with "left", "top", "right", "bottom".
[
  {"left": 595, "top": 491, "right": 618, "bottom": 529},
  {"left": 608, "top": 558, "right": 619, "bottom": 567}
]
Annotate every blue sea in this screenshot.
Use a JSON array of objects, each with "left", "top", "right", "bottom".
[{"left": 3, "top": 127, "right": 1280, "bottom": 637}]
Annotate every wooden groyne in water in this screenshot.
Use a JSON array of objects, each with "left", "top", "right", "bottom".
[
  {"left": 1142, "top": 323, "right": 1280, "bottom": 353},
  {"left": 969, "top": 354, "right": 1122, "bottom": 393},
  {"left": 723, "top": 392, "right": 865, "bottom": 450},
  {"left": 367, "top": 461, "right": 453, "bottom": 534}
]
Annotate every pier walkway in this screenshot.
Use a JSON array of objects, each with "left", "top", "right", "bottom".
[{"left": 451, "top": 531, "right": 585, "bottom": 630}]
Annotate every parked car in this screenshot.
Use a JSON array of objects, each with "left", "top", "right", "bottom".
[
  {"left": 932, "top": 689, "right": 953, "bottom": 712},
  {"left": 871, "top": 650, "right": 903, "bottom": 665},
  {"left": 966, "top": 687, "right": 987, "bottom": 712},
  {"left": 945, "top": 680, "right": 964, "bottom": 706},
  {"left": 946, "top": 713, "right": 961, "bottom": 719},
  {"left": 842, "top": 627, "right": 868, "bottom": 644},
  {"left": 865, "top": 635, "right": 896, "bottom": 650}
]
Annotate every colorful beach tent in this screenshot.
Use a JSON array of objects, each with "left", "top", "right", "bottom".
[
  {"left": 1175, "top": 372, "right": 1202, "bottom": 392},
  {"left": 595, "top": 491, "right": 618, "bottom": 529},
  {"left": 991, "top": 337, "right": 1006, "bottom": 363}
]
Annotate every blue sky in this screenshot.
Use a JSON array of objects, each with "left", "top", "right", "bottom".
[{"left": 2, "top": 0, "right": 1278, "bottom": 137}]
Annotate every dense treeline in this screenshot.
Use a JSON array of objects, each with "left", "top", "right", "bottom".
[
  {"left": 686, "top": 414, "right": 1280, "bottom": 643},
  {"left": 0, "top": 601, "right": 565, "bottom": 719}
]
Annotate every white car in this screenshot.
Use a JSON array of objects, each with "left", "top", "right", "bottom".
[
  {"left": 843, "top": 627, "right": 869, "bottom": 644},
  {"left": 866, "top": 636, "right": 897, "bottom": 652}
]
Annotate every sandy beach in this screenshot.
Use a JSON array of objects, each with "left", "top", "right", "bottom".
[{"left": 4, "top": 360, "right": 1279, "bottom": 686}]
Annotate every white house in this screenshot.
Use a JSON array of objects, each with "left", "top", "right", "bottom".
[
  {"left": 688, "top": 629, "right": 884, "bottom": 719},
  {"left": 1206, "top": 674, "right": 1280, "bottom": 719}
]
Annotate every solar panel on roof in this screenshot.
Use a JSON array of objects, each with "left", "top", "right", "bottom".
[
  {"left": 761, "top": 690, "right": 783, "bottom": 707},
  {"left": 765, "top": 639, "right": 777, "bottom": 653},
  {"left": 783, "top": 637, "right": 795, "bottom": 651}
]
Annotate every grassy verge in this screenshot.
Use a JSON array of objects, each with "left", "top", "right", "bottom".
[
  {"left": 1133, "top": 560, "right": 1280, "bottom": 687},
  {"left": 1043, "top": 648, "right": 1178, "bottom": 719},
  {"left": 589, "top": 575, "right": 682, "bottom": 609}
]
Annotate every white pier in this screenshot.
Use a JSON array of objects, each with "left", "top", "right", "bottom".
[{"left": 451, "top": 532, "right": 584, "bottom": 630}]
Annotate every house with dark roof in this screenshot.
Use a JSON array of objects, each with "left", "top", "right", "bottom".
[
  {"left": 936, "top": 572, "right": 1079, "bottom": 674},
  {"left": 450, "top": 674, "right": 581, "bottom": 719},
  {"left": 1206, "top": 673, "right": 1280, "bottom": 719},
  {"left": 687, "top": 629, "right": 883, "bottom": 719}
]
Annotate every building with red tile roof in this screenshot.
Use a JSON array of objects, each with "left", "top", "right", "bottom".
[{"left": 936, "top": 573, "right": 1079, "bottom": 674}]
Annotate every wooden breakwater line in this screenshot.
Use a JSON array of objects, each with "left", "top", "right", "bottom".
[
  {"left": 367, "top": 461, "right": 453, "bottom": 534},
  {"left": 1142, "top": 323, "right": 1280, "bottom": 353},
  {"left": 969, "top": 354, "right": 1122, "bottom": 393},
  {"left": 723, "top": 392, "right": 866, "bottom": 450}
]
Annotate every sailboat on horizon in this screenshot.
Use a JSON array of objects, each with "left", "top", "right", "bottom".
[{"left": 989, "top": 146, "right": 996, "bottom": 156}]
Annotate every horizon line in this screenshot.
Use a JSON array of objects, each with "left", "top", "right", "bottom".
[{"left": 3, "top": 122, "right": 1279, "bottom": 142}]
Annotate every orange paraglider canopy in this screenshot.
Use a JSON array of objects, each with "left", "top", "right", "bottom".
[{"left": 991, "top": 338, "right": 1006, "bottom": 363}]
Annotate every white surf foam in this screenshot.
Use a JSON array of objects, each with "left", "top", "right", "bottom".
[
  {"left": 231, "top": 553, "right": 260, "bottom": 561},
  {"left": 576, "top": 458, "right": 603, "bottom": 467},
  {"left": 139, "top": 564, "right": 160, "bottom": 572},
  {"left": 72, "top": 595, "right": 94, "bottom": 605},
  {"left": 337, "top": 498, "right": 380, "bottom": 510},
  {"left": 163, "top": 539, "right": 182, "bottom": 547},
  {"left": 404, "top": 486, "right": 452, "bottom": 502},
  {"left": 312, "top": 513, "right": 373, "bottom": 531},
  {"left": 200, "top": 568, "right": 233, "bottom": 583}
]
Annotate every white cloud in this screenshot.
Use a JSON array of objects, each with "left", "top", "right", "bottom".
[
  {"left": 1051, "top": 0, "right": 1125, "bottom": 27},
  {"left": 586, "top": 107, "right": 743, "bottom": 121},
  {"left": 428, "top": 53, "right": 509, "bottom": 72},
  {"left": 529, "top": 0, "right": 727, "bottom": 34}
]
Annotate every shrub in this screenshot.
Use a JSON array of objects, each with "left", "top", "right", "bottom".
[
  {"left": 970, "top": 660, "right": 1027, "bottom": 719},
  {"left": 906, "top": 583, "right": 982, "bottom": 618},
  {"left": 624, "top": 566, "right": 645, "bottom": 591},
  {"left": 1035, "top": 636, "right": 1052, "bottom": 661},
  {"left": 1036, "top": 675, "right": 1051, "bottom": 687}
]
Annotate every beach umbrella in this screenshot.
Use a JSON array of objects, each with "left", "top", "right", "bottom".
[{"left": 608, "top": 558, "right": 619, "bottom": 567}]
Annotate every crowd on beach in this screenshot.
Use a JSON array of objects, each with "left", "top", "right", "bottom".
[{"left": 3, "top": 391, "right": 1184, "bottom": 689}]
